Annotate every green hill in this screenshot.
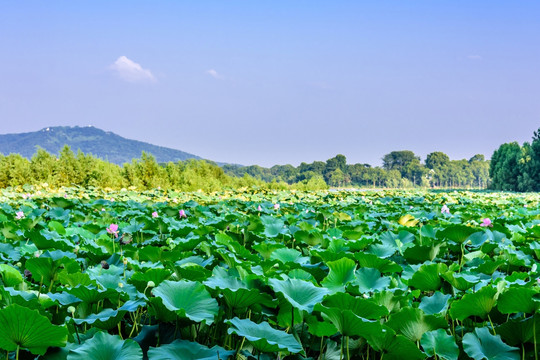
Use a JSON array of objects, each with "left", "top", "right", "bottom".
[{"left": 0, "top": 126, "right": 202, "bottom": 165}]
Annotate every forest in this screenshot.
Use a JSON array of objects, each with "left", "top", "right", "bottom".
[{"left": 0, "top": 146, "right": 489, "bottom": 191}]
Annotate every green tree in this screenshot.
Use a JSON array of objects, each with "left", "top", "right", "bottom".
[
  {"left": 382, "top": 151, "right": 424, "bottom": 184},
  {"left": 490, "top": 142, "right": 521, "bottom": 191},
  {"left": 30, "top": 147, "right": 57, "bottom": 185}
]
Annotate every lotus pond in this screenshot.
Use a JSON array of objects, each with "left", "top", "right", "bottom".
[{"left": 0, "top": 188, "right": 538, "bottom": 360}]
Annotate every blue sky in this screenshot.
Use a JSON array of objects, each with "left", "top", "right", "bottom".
[{"left": 1, "top": 1, "right": 539, "bottom": 166}]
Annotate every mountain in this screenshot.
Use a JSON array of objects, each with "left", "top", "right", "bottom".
[{"left": 0, "top": 126, "right": 203, "bottom": 165}]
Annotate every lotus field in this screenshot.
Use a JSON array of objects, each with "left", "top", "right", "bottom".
[{"left": 0, "top": 188, "right": 539, "bottom": 360}]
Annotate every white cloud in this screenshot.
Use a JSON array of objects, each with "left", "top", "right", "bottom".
[
  {"left": 467, "top": 55, "right": 482, "bottom": 60},
  {"left": 110, "top": 56, "right": 156, "bottom": 83},
  {"left": 206, "top": 69, "right": 223, "bottom": 79}
]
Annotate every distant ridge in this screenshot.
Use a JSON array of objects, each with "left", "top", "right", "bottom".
[{"left": 0, "top": 126, "right": 203, "bottom": 165}]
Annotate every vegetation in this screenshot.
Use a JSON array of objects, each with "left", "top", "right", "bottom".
[
  {"left": 0, "top": 188, "right": 538, "bottom": 359},
  {"left": 489, "top": 128, "right": 540, "bottom": 191},
  {"left": 0, "top": 145, "right": 491, "bottom": 191},
  {"left": 0, "top": 146, "right": 295, "bottom": 192},
  {"left": 224, "top": 152, "right": 490, "bottom": 189}
]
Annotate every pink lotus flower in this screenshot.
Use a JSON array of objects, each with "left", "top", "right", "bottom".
[
  {"left": 441, "top": 205, "right": 450, "bottom": 214},
  {"left": 106, "top": 223, "right": 119, "bottom": 238},
  {"left": 480, "top": 218, "right": 492, "bottom": 227},
  {"left": 274, "top": 204, "right": 280, "bottom": 210},
  {"left": 15, "top": 211, "right": 25, "bottom": 220},
  {"left": 257, "top": 205, "right": 262, "bottom": 212},
  {"left": 179, "top": 209, "right": 187, "bottom": 218},
  {"left": 152, "top": 211, "right": 159, "bottom": 218}
]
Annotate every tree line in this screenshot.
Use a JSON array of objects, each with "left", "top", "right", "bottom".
[
  {"left": 0, "top": 145, "right": 492, "bottom": 191},
  {"left": 489, "top": 128, "right": 540, "bottom": 191},
  {"left": 224, "top": 151, "right": 490, "bottom": 189}
]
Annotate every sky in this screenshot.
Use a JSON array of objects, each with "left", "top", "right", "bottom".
[{"left": 1, "top": 1, "right": 539, "bottom": 167}]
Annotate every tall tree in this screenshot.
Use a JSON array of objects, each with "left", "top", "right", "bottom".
[
  {"left": 426, "top": 152, "right": 450, "bottom": 169},
  {"left": 490, "top": 142, "right": 521, "bottom": 191}
]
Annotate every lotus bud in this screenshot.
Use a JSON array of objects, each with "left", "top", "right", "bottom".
[
  {"left": 16, "top": 262, "right": 22, "bottom": 268},
  {"left": 67, "top": 306, "right": 76, "bottom": 315},
  {"left": 123, "top": 257, "right": 128, "bottom": 265},
  {"left": 118, "top": 282, "right": 124, "bottom": 288},
  {"left": 147, "top": 281, "right": 156, "bottom": 288}
]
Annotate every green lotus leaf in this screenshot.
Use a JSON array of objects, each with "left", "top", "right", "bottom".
[
  {"left": 226, "top": 317, "right": 304, "bottom": 354},
  {"left": 46, "top": 292, "right": 82, "bottom": 306},
  {"left": 353, "top": 268, "right": 390, "bottom": 293},
  {"left": 269, "top": 277, "right": 329, "bottom": 313},
  {"left": 27, "top": 229, "right": 73, "bottom": 251},
  {"left": 67, "top": 331, "right": 142, "bottom": 360},
  {"left": 261, "top": 215, "right": 286, "bottom": 238},
  {"left": 367, "top": 327, "right": 426, "bottom": 360},
  {"left": 497, "top": 287, "right": 540, "bottom": 314},
  {"left": 450, "top": 286, "right": 497, "bottom": 321},
  {"left": 403, "top": 243, "right": 443, "bottom": 264},
  {"left": 205, "top": 268, "right": 274, "bottom": 309},
  {"left": 25, "top": 257, "right": 55, "bottom": 285},
  {"left": 253, "top": 241, "right": 284, "bottom": 260},
  {"left": 321, "top": 292, "right": 389, "bottom": 320},
  {"left": 495, "top": 315, "right": 539, "bottom": 346},
  {"left": 152, "top": 280, "right": 218, "bottom": 324},
  {"left": 129, "top": 268, "right": 172, "bottom": 292},
  {"left": 0, "top": 304, "right": 68, "bottom": 355},
  {"left": 147, "top": 339, "right": 234, "bottom": 360},
  {"left": 306, "top": 315, "right": 338, "bottom": 337},
  {"left": 366, "top": 243, "right": 396, "bottom": 258},
  {"left": 419, "top": 292, "right": 451, "bottom": 315},
  {"left": 294, "top": 229, "right": 323, "bottom": 246},
  {"left": 438, "top": 225, "right": 477, "bottom": 244},
  {"left": 0, "top": 264, "right": 23, "bottom": 287},
  {"left": 421, "top": 329, "right": 458, "bottom": 360},
  {"left": 314, "top": 303, "right": 382, "bottom": 338},
  {"left": 73, "top": 308, "right": 125, "bottom": 330},
  {"left": 408, "top": 263, "right": 447, "bottom": 291},
  {"left": 270, "top": 248, "right": 307, "bottom": 264},
  {"left": 441, "top": 272, "right": 481, "bottom": 291},
  {"left": 72, "top": 300, "right": 144, "bottom": 329},
  {"left": 354, "top": 253, "right": 402, "bottom": 274},
  {"left": 48, "top": 221, "right": 66, "bottom": 235},
  {"left": 287, "top": 268, "right": 315, "bottom": 281},
  {"left": 57, "top": 272, "right": 94, "bottom": 287},
  {"left": 321, "top": 257, "right": 356, "bottom": 293},
  {"left": 462, "top": 327, "right": 519, "bottom": 360},
  {"left": 386, "top": 307, "right": 447, "bottom": 342},
  {"left": 66, "top": 285, "right": 118, "bottom": 304}
]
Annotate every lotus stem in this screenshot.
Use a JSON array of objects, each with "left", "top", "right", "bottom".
[
  {"left": 534, "top": 316, "right": 537, "bottom": 360},
  {"left": 346, "top": 336, "right": 350, "bottom": 360},
  {"left": 487, "top": 314, "right": 496, "bottom": 335}
]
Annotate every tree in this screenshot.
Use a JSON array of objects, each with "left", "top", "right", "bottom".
[
  {"left": 426, "top": 152, "right": 450, "bottom": 169},
  {"left": 469, "top": 154, "right": 485, "bottom": 163},
  {"left": 382, "top": 151, "right": 423, "bottom": 184},
  {"left": 490, "top": 142, "right": 521, "bottom": 191},
  {"left": 324, "top": 155, "right": 347, "bottom": 182},
  {"left": 30, "top": 147, "right": 57, "bottom": 185}
]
